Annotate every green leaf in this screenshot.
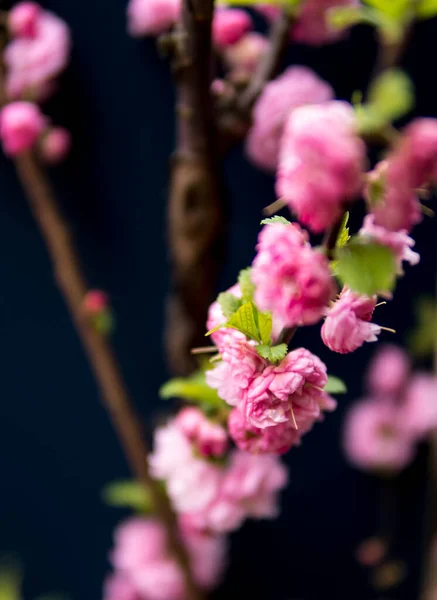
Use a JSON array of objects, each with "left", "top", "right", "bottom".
[
  {"left": 257, "top": 312, "right": 273, "bottom": 345},
  {"left": 417, "top": 0, "right": 437, "bottom": 18},
  {"left": 366, "top": 171, "right": 386, "bottom": 208},
  {"left": 260, "top": 216, "right": 291, "bottom": 226},
  {"left": 102, "top": 480, "right": 153, "bottom": 513},
  {"left": 336, "top": 212, "right": 350, "bottom": 249},
  {"left": 325, "top": 375, "right": 347, "bottom": 394},
  {"left": 256, "top": 343, "right": 288, "bottom": 363},
  {"left": 335, "top": 238, "right": 397, "bottom": 296},
  {"left": 329, "top": 5, "right": 373, "bottom": 30},
  {"left": 367, "top": 69, "right": 414, "bottom": 122},
  {"left": 363, "top": 0, "right": 411, "bottom": 19},
  {"left": 227, "top": 301, "right": 261, "bottom": 342},
  {"left": 408, "top": 297, "right": 437, "bottom": 358},
  {"left": 238, "top": 268, "right": 256, "bottom": 301},
  {"left": 0, "top": 565, "right": 21, "bottom": 600},
  {"left": 93, "top": 311, "right": 115, "bottom": 335},
  {"left": 217, "top": 292, "right": 242, "bottom": 319},
  {"left": 159, "top": 371, "right": 224, "bottom": 409}
]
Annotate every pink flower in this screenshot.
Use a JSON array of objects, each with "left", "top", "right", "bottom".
[
  {"left": 343, "top": 399, "right": 415, "bottom": 473},
  {"left": 223, "top": 32, "right": 269, "bottom": 75},
  {"left": 293, "top": 0, "right": 359, "bottom": 46},
  {"left": 255, "top": 5, "right": 282, "bottom": 21},
  {"left": 127, "top": 0, "right": 180, "bottom": 36},
  {"left": 103, "top": 573, "right": 141, "bottom": 600},
  {"left": 246, "top": 66, "right": 334, "bottom": 171},
  {"left": 246, "top": 347, "right": 335, "bottom": 429},
  {"left": 0, "top": 101, "right": 45, "bottom": 155},
  {"left": 149, "top": 420, "right": 223, "bottom": 513},
  {"left": 399, "top": 374, "right": 437, "bottom": 440},
  {"left": 276, "top": 101, "right": 365, "bottom": 233},
  {"left": 8, "top": 2, "right": 41, "bottom": 38},
  {"left": 4, "top": 9, "right": 71, "bottom": 100},
  {"left": 108, "top": 517, "right": 225, "bottom": 600},
  {"left": 212, "top": 8, "right": 252, "bottom": 48},
  {"left": 359, "top": 214, "right": 419, "bottom": 274},
  {"left": 252, "top": 222, "right": 336, "bottom": 327},
  {"left": 40, "top": 126, "right": 71, "bottom": 164},
  {"left": 228, "top": 407, "right": 304, "bottom": 454},
  {"left": 206, "top": 339, "right": 266, "bottom": 407},
  {"left": 366, "top": 344, "right": 410, "bottom": 397},
  {"left": 400, "top": 118, "right": 437, "bottom": 187},
  {"left": 206, "top": 283, "right": 246, "bottom": 350},
  {"left": 176, "top": 407, "right": 228, "bottom": 458},
  {"left": 322, "top": 287, "right": 381, "bottom": 354}
]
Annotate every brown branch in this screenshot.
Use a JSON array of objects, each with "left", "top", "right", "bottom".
[
  {"left": 13, "top": 152, "right": 202, "bottom": 600},
  {"left": 166, "top": 0, "right": 227, "bottom": 375}
]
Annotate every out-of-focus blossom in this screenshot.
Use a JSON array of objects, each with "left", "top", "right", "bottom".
[
  {"left": 83, "top": 290, "right": 109, "bottom": 315},
  {"left": 40, "top": 126, "right": 71, "bottom": 164},
  {"left": 127, "top": 0, "right": 180, "bottom": 36},
  {"left": 399, "top": 374, "right": 437, "bottom": 440},
  {"left": 277, "top": 101, "right": 365, "bottom": 233},
  {"left": 223, "top": 32, "right": 269, "bottom": 75},
  {"left": 103, "top": 573, "right": 141, "bottom": 600},
  {"left": 212, "top": 8, "right": 252, "bottom": 48},
  {"left": 293, "top": 0, "right": 359, "bottom": 46},
  {"left": 322, "top": 287, "right": 381, "bottom": 354},
  {"left": 5, "top": 8, "right": 71, "bottom": 100},
  {"left": 8, "top": 2, "right": 41, "bottom": 38},
  {"left": 343, "top": 399, "right": 415, "bottom": 473},
  {"left": 246, "top": 66, "right": 334, "bottom": 171},
  {"left": 359, "top": 214, "right": 419, "bottom": 274},
  {"left": 252, "top": 222, "right": 335, "bottom": 327},
  {"left": 0, "top": 101, "right": 45, "bottom": 155},
  {"left": 366, "top": 344, "right": 410, "bottom": 397},
  {"left": 175, "top": 407, "right": 228, "bottom": 458}
]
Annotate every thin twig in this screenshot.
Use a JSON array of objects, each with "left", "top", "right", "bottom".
[{"left": 13, "top": 152, "right": 203, "bottom": 600}]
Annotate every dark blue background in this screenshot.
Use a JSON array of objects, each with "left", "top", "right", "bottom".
[{"left": 0, "top": 2, "right": 436, "bottom": 598}]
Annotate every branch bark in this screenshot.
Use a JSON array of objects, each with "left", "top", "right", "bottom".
[
  {"left": 13, "top": 152, "right": 203, "bottom": 600},
  {"left": 166, "top": 0, "right": 227, "bottom": 376}
]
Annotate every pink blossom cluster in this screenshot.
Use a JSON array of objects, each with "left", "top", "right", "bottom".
[
  {"left": 223, "top": 32, "right": 269, "bottom": 77},
  {"left": 367, "top": 118, "right": 437, "bottom": 233},
  {"left": 104, "top": 516, "right": 226, "bottom": 600},
  {"left": 149, "top": 413, "right": 288, "bottom": 533},
  {"left": 276, "top": 101, "right": 365, "bottom": 233},
  {"left": 251, "top": 222, "right": 336, "bottom": 327},
  {"left": 246, "top": 66, "right": 334, "bottom": 171},
  {"left": 5, "top": 2, "right": 71, "bottom": 100},
  {"left": 344, "top": 345, "right": 437, "bottom": 473},
  {"left": 322, "top": 287, "right": 381, "bottom": 354}
]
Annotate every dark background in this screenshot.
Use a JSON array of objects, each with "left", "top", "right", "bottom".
[{"left": 0, "top": 2, "right": 436, "bottom": 598}]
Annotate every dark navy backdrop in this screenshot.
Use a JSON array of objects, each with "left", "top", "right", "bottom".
[{"left": 0, "top": 2, "right": 436, "bottom": 598}]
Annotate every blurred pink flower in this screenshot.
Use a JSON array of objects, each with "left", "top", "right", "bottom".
[
  {"left": 366, "top": 344, "right": 410, "bottom": 397},
  {"left": 293, "top": 0, "right": 359, "bottom": 46},
  {"left": 0, "top": 101, "right": 45, "bottom": 155},
  {"left": 359, "top": 214, "right": 419, "bottom": 274},
  {"left": 322, "top": 287, "right": 381, "bottom": 354},
  {"left": 212, "top": 8, "right": 252, "bottom": 48},
  {"left": 400, "top": 374, "right": 437, "bottom": 440},
  {"left": 127, "top": 0, "right": 180, "bottom": 36},
  {"left": 176, "top": 407, "right": 228, "bottom": 458},
  {"left": 8, "top": 2, "right": 41, "bottom": 38},
  {"left": 103, "top": 573, "right": 141, "bottom": 600},
  {"left": 246, "top": 66, "right": 333, "bottom": 171},
  {"left": 40, "top": 126, "right": 71, "bottom": 164},
  {"left": 277, "top": 101, "right": 365, "bottom": 233},
  {"left": 343, "top": 399, "right": 415, "bottom": 473},
  {"left": 223, "top": 32, "right": 269, "bottom": 75},
  {"left": 252, "top": 222, "right": 335, "bottom": 327},
  {"left": 5, "top": 8, "right": 71, "bottom": 100}
]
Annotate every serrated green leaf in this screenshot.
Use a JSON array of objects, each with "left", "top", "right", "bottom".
[
  {"left": 217, "top": 292, "right": 242, "bottom": 319},
  {"left": 335, "top": 238, "right": 397, "bottom": 296},
  {"left": 102, "top": 480, "right": 153, "bottom": 513},
  {"left": 325, "top": 375, "right": 347, "bottom": 394},
  {"left": 227, "top": 301, "right": 261, "bottom": 342},
  {"left": 260, "top": 216, "right": 291, "bottom": 226},
  {"left": 367, "top": 69, "right": 414, "bottom": 122},
  {"left": 408, "top": 297, "right": 437, "bottom": 358},
  {"left": 418, "top": 0, "right": 437, "bottom": 18},
  {"left": 257, "top": 312, "right": 273, "bottom": 345},
  {"left": 238, "top": 268, "right": 256, "bottom": 301},
  {"left": 256, "top": 343, "right": 288, "bottom": 363},
  {"left": 159, "top": 371, "right": 223, "bottom": 408},
  {"left": 336, "top": 212, "right": 350, "bottom": 249}
]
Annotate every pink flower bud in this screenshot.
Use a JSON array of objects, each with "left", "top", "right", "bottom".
[
  {"left": 212, "top": 8, "right": 252, "bottom": 48},
  {"left": 0, "top": 101, "right": 45, "bottom": 156},
  {"left": 8, "top": 2, "right": 41, "bottom": 38},
  {"left": 83, "top": 290, "right": 108, "bottom": 315},
  {"left": 366, "top": 345, "right": 410, "bottom": 397},
  {"left": 224, "top": 32, "right": 269, "bottom": 74},
  {"left": 40, "top": 126, "right": 71, "bottom": 164},
  {"left": 127, "top": 0, "right": 180, "bottom": 37},
  {"left": 399, "top": 374, "right": 437, "bottom": 440}
]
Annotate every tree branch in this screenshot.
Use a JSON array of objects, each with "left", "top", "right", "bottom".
[{"left": 166, "top": 0, "right": 227, "bottom": 375}]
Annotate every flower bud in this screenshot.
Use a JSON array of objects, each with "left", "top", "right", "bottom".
[{"left": 0, "top": 101, "right": 45, "bottom": 156}]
